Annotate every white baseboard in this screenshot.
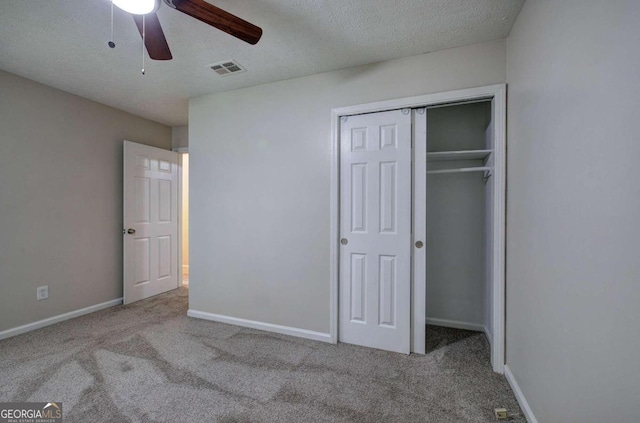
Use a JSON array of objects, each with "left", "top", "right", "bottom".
[
  {"left": 426, "top": 317, "right": 484, "bottom": 332},
  {"left": 504, "top": 365, "right": 538, "bottom": 423},
  {"left": 187, "top": 309, "right": 332, "bottom": 343},
  {"left": 0, "top": 298, "right": 123, "bottom": 341}
]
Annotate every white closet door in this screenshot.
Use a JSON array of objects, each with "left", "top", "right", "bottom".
[
  {"left": 412, "top": 109, "right": 427, "bottom": 354},
  {"left": 339, "top": 109, "right": 412, "bottom": 354}
]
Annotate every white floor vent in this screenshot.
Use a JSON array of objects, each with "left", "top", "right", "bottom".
[{"left": 208, "top": 60, "right": 246, "bottom": 76}]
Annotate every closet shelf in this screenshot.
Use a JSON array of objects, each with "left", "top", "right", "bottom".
[
  {"left": 426, "top": 149, "right": 492, "bottom": 162},
  {"left": 427, "top": 166, "right": 492, "bottom": 175}
]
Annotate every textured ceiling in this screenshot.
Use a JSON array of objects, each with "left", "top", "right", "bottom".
[{"left": 0, "top": 0, "right": 524, "bottom": 126}]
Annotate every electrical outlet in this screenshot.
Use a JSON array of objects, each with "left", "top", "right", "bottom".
[
  {"left": 494, "top": 408, "right": 508, "bottom": 420},
  {"left": 37, "top": 285, "right": 48, "bottom": 301}
]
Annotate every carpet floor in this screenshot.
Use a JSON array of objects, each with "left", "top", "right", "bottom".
[{"left": 0, "top": 287, "right": 524, "bottom": 422}]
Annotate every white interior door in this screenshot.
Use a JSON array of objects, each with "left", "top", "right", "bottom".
[
  {"left": 124, "top": 141, "right": 179, "bottom": 304},
  {"left": 339, "top": 109, "right": 412, "bottom": 354}
]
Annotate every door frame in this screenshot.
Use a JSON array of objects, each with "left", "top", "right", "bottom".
[
  {"left": 329, "top": 84, "right": 506, "bottom": 373},
  {"left": 173, "top": 147, "right": 189, "bottom": 287}
]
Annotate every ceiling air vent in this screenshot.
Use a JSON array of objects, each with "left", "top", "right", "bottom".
[{"left": 208, "top": 60, "right": 246, "bottom": 77}]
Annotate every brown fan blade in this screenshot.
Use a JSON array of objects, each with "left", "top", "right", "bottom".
[
  {"left": 133, "top": 13, "right": 173, "bottom": 60},
  {"left": 170, "top": 0, "right": 262, "bottom": 45}
]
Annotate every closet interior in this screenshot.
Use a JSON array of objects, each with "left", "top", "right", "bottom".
[{"left": 425, "top": 100, "right": 495, "bottom": 344}]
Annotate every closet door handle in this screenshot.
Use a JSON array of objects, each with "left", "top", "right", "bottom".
[
  {"left": 415, "top": 241, "right": 424, "bottom": 248},
  {"left": 340, "top": 238, "right": 348, "bottom": 245}
]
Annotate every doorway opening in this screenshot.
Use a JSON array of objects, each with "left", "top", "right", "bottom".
[{"left": 180, "top": 153, "right": 189, "bottom": 286}]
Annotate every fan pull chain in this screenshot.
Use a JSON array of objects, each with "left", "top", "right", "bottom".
[
  {"left": 108, "top": 0, "right": 115, "bottom": 48},
  {"left": 141, "top": 14, "right": 146, "bottom": 75}
]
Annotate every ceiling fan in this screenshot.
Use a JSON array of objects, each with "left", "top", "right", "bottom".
[{"left": 111, "top": 0, "right": 263, "bottom": 61}]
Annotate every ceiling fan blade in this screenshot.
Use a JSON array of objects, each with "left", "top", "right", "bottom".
[
  {"left": 133, "top": 13, "right": 173, "bottom": 60},
  {"left": 169, "top": 0, "right": 262, "bottom": 45}
]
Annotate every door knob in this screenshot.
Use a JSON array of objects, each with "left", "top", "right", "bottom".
[
  {"left": 415, "top": 240, "right": 424, "bottom": 248},
  {"left": 127, "top": 228, "right": 136, "bottom": 235},
  {"left": 340, "top": 238, "right": 348, "bottom": 245}
]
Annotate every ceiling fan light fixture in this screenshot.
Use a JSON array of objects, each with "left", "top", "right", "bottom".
[{"left": 112, "top": 0, "right": 160, "bottom": 15}]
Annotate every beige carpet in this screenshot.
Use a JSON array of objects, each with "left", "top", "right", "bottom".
[{"left": 0, "top": 287, "right": 524, "bottom": 422}]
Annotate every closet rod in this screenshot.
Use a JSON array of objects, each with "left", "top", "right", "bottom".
[{"left": 426, "top": 166, "right": 492, "bottom": 175}]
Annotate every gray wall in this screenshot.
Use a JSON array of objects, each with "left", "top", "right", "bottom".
[
  {"left": 0, "top": 70, "right": 171, "bottom": 332},
  {"left": 426, "top": 103, "right": 491, "bottom": 328},
  {"left": 172, "top": 125, "right": 189, "bottom": 149},
  {"left": 189, "top": 40, "right": 506, "bottom": 334},
  {"left": 506, "top": 1, "right": 640, "bottom": 421}
]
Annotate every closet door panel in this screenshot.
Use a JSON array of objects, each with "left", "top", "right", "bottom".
[
  {"left": 379, "top": 161, "right": 397, "bottom": 234},
  {"left": 339, "top": 109, "right": 411, "bottom": 354}
]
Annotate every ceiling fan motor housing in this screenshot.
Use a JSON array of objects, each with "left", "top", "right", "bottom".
[{"left": 163, "top": 0, "right": 177, "bottom": 9}]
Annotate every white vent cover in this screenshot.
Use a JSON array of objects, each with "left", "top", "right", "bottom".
[{"left": 208, "top": 60, "right": 246, "bottom": 77}]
